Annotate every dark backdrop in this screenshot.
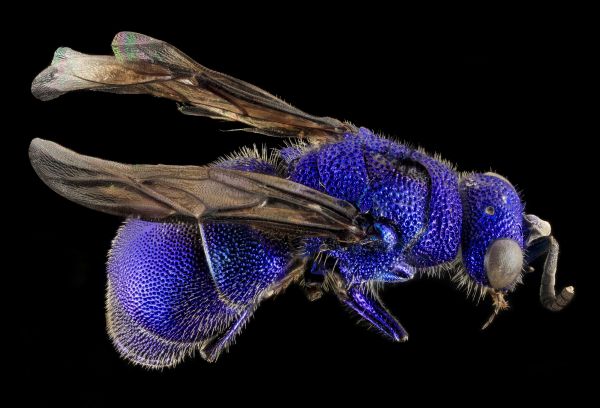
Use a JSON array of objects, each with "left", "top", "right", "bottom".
[{"left": 11, "top": 10, "right": 592, "bottom": 405}]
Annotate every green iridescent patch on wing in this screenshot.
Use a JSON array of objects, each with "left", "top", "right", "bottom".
[
  {"left": 51, "top": 47, "right": 86, "bottom": 65},
  {"left": 110, "top": 31, "right": 198, "bottom": 72},
  {"left": 112, "top": 32, "right": 163, "bottom": 63}
]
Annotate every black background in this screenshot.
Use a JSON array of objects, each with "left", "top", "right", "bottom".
[{"left": 11, "top": 8, "right": 593, "bottom": 405}]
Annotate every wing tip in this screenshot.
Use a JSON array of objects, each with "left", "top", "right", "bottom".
[
  {"left": 29, "top": 138, "right": 56, "bottom": 187},
  {"left": 112, "top": 31, "right": 157, "bottom": 45},
  {"left": 31, "top": 72, "right": 59, "bottom": 101},
  {"left": 29, "top": 138, "right": 58, "bottom": 168},
  {"left": 29, "top": 137, "right": 47, "bottom": 158},
  {"left": 32, "top": 46, "right": 91, "bottom": 101},
  {"left": 29, "top": 139, "right": 79, "bottom": 178},
  {"left": 112, "top": 31, "right": 160, "bottom": 62},
  {"left": 52, "top": 47, "right": 82, "bottom": 64}
]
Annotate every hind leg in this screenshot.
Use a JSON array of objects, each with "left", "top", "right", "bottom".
[
  {"left": 200, "top": 308, "right": 253, "bottom": 363},
  {"left": 199, "top": 258, "right": 307, "bottom": 362}
]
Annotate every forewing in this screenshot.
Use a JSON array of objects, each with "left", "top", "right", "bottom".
[
  {"left": 31, "top": 32, "right": 355, "bottom": 143},
  {"left": 29, "top": 139, "right": 363, "bottom": 242}
]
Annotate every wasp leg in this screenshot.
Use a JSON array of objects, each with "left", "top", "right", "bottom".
[
  {"left": 200, "top": 308, "right": 253, "bottom": 363},
  {"left": 302, "top": 282, "right": 324, "bottom": 301},
  {"left": 331, "top": 276, "right": 408, "bottom": 341},
  {"left": 301, "top": 257, "right": 328, "bottom": 301}
]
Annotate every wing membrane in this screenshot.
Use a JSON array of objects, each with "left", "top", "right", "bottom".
[
  {"left": 31, "top": 32, "right": 355, "bottom": 142},
  {"left": 29, "top": 139, "right": 363, "bottom": 242}
]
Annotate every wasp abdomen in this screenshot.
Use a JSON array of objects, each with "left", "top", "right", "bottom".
[
  {"left": 107, "top": 220, "right": 236, "bottom": 367},
  {"left": 106, "top": 153, "right": 296, "bottom": 367}
]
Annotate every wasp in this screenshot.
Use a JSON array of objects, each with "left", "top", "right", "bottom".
[{"left": 30, "top": 32, "right": 574, "bottom": 368}]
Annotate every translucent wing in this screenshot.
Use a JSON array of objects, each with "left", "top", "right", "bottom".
[
  {"left": 31, "top": 32, "right": 355, "bottom": 143},
  {"left": 29, "top": 139, "right": 363, "bottom": 242}
]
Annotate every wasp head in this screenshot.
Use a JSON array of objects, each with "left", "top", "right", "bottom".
[
  {"left": 459, "top": 172, "right": 524, "bottom": 291},
  {"left": 458, "top": 171, "right": 574, "bottom": 321}
]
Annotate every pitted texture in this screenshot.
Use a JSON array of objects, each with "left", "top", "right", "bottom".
[
  {"left": 332, "top": 244, "right": 414, "bottom": 284},
  {"left": 30, "top": 31, "right": 540, "bottom": 365},
  {"left": 106, "top": 153, "right": 294, "bottom": 367},
  {"left": 208, "top": 154, "right": 293, "bottom": 304},
  {"left": 108, "top": 220, "right": 239, "bottom": 342},
  {"left": 358, "top": 130, "right": 462, "bottom": 265},
  {"left": 287, "top": 128, "right": 462, "bottom": 273},
  {"left": 459, "top": 173, "right": 524, "bottom": 284},
  {"left": 359, "top": 129, "right": 430, "bottom": 246},
  {"left": 368, "top": 161, "right": 429, "bottom": 248},
  {"left": 289, "top": 150, "right": 325, "bottom": 192},
  {"left": 106, "top": 278, "right": 199, "bottom": 368},
  {"left": 358, "top": 127, "right": 412, "bottom": 162},
  {"left": 408, "top": 151, "right": 462, "bottom": 266},
  {"left": 202, "top": 222, "right": 291, "bottom": 305},
  {"left": 362, "top": 148, "right": 402, "bottom": 184},
  {"left": 279, "top": 145, "right": 305, "bottom": 164},
  {"left": 107, "top": 220, "right": 242, "bottom": 368},
  {"left": 216, "top": 156, "right": 277, "bottom": 175},
  {"left": 317, "top": 136, "right": 369, "bottom": 205}
]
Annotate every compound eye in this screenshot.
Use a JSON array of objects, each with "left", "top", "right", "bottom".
[{"left": 485, "top": 239, "right": 523, "bottom": 289}]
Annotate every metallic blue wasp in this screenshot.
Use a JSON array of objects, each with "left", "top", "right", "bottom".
[{"left": 30, "top": 32, "right": 574, "bottom": 368}]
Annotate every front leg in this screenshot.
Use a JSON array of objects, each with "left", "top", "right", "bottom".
[{"left": 331, "top": 275, "right": 408, "bottom": 342}]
